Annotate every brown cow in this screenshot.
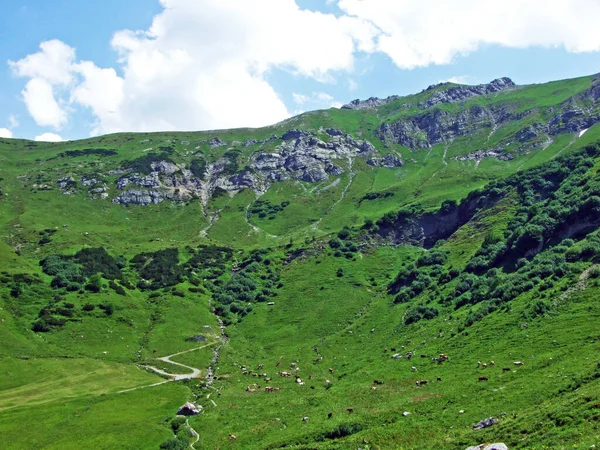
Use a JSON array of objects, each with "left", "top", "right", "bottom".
[{"left": 347, "top": 408, "right": 354, "bottom": 413}]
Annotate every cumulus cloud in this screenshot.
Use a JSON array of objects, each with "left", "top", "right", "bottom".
[
  {"left": 9, "top": 39, "right": 75, "bottom": 85},
  {"left": 338, "top": 0, "right": 600, "bottom": 69},
  {"left": 0, "top": 128, "right": 13, "bottom": 138},
  {"left": 21, "top": 78, "right": 68, "bottom": 129},
  {"left": 34, "top": 132, "right": 63, "bottom": 142},
  {"left": 7, "top": 0, "right": 600, "bottom": 136}
]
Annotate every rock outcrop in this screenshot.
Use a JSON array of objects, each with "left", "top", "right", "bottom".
[
  {"left": 419, "top": 78, "right": 516, "bottom": 109},
  {"left": 367, "top": 154, "right": 404, "bottom": 168},
  {"left": 342, "top": 95, "right": 400, "bottom": 110},
  {"left": 107, "top": 130, "right": 377, "bottom": 206},
  {"left": 376, "top": 105, "right": 523, "bottom": 150}
]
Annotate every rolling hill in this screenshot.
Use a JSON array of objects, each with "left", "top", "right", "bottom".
[{"left": 0, "top": 73, "right": 599, "bottom": 449}]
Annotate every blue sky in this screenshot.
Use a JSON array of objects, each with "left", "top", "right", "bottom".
[{"left": 1, "top": 0, "right": 599, "bottom": 141}]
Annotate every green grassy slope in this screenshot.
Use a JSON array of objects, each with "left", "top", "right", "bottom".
[{"left": 0, "top": 74, "right": 599, "bottom": 449}]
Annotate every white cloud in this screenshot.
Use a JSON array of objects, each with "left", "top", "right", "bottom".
[
  {"left": 34, "top": 132, "right": 63, "bottom": 142},
  {"left": 8, "top": 115, "right": 19, "bottom": 129},
  {"left": 9, "top": 40, "right": 75, "bottom": 85},
  {"left": 21, "top": 78, "right": 68, "bottom": 129},
  {"left": 0, "top": 128, "right": 13, "bottom": 139},
  {"left": 337, "top": 0, "right": 600, "bottom": 69},
  {"left": 8, "top": 0, "right": 600, "bottom": 136}
]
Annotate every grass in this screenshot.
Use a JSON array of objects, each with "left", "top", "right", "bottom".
[{"left": 0, "top": 73, "right": 599, "bottom": 448}]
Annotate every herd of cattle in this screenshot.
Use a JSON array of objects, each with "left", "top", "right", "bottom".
[{"left": 234, "top": 351, "right": 526, "bottom": 422}]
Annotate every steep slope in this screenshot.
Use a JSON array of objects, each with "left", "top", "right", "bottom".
[{"left": 0, "top": 74, "right": 599, "bottom": 449}]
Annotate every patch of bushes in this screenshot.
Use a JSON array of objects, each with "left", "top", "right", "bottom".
[
  {"left": 131, "top": 248, "right": 183, "bottom": 289},
  {"left": 404, "top": 305, "right": 439, "bottom": 325},
  {"left": 250, "top": 199, "right": 290, "bottom": 220}
]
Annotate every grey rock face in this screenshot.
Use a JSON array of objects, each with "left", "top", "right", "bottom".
[
  {"left": 515, "top": 123, "right": 546, "bottom": 142},
  {"left": 342, "top": 95, "right": 400, "bottom": 110},
  {"left": 376, "top": 105, "right": 512, "bottom": 149},
  {"left": 209, "top": 137, "right": 225, "bottom": 148},
  {"left": 367, "top": 154, "right": 404, "bottom": 168},
  {"left": 419, "top": 78, "right": 516, "bottom": 109},
  {"left": 282, "top": 129, "right": 309, "bottom": 140},
  {"left": 457, "top": 148, "right": 514, "bottom": 162},
  {"left": 113, "top": 189, "right": 172, "bottom": 206}
]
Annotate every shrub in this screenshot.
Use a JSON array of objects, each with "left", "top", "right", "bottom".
[{"left": 404, "top": 305, "right": 438, "bottom": 325}]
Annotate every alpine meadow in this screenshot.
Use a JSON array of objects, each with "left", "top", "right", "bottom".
[{"left": 1, "top": 74, "right": 600, "bottom": 450}]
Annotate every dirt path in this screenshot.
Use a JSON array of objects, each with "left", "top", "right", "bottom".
[
  {"left": 185, "top": 418, "right": 200, "bottom": 450},
  {"left": 117, "top": 343, "right": 215, "bottom": 393},
  {"left": 143, "top": 343, "right": 215, "bottom": 380}
]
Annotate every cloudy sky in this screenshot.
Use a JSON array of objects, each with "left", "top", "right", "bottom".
[{"left": 1, "top": 0, "right": 600, "bottom": 141}]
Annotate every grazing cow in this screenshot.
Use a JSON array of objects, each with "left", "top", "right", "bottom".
[
  {"left": 419, "top": 380, "right": 428, "bottom": 385},
  {"left": 246, "top": 387, "right": 257, "bottom": 393},
  {"left": 411, "top": 366, "right": 417, "bottom": 372},
  {"left": 478, "top": 376, "right": 489, "bottom": 382},
  {"left": 420, "top": 354, "right": 428, "bottom": 358},
  {"left": 275, "top": 361, "right": 281, "bottom": 367},
  {"left": 477, "top": 361, "right": 482, "bottom": 367},
  {"left": 257, "top": 364, "right": 264, "bottom": 370},
  {"left": 329, "top": 368, "right": 335, "bottom": 375},
  {"left": 514, "top": 361, "right": 524, "bottom": 366},
  {"left": 302, "top": 417, "right": 309, "bottom": 422},
  {"left": 489, "top": 361, "right": 495, "bottom": 366},
  {"left": 373, "top": 380, "right": 384, "bottom": 385},
  {"left": 502, "top": 367, "right": 511, "bottom": 372},
  {"left": 383, "top": 348, "right": 388, "bottom": 353},
  {"left": 296, "top": 378, "right": 303, "bottom": 384},
  {"left": 279, "top": 371, "right": 291, "bottom": 377},
  {"left": 391, "top": 347, "right": 397, "bottom": 352},
  {"left": 347, "top": 408, "right": 354, "bottom": 413},
  {"left": 264, "top": 377, "right": 272, "bottom": 382},
  {"left": 436, "top": 377, "right": 442, "bottom": 382},
  {"left": 229, "top": 434, "right": 237, "bottom": 440},
  {"left": 439, "top": 353, "right": 449, "bottom": 360},
  {"left": 327, "top": 412, "right": 333, "bottom": 419},
  {"left": 308, "top": 375, "right": 312, "bottom": 380},
  {"left": 371, "top": 386, "right": 377, "bottom": 390},
  {"left": 482, "top": 363, "right": 488, "bottom": 369}
]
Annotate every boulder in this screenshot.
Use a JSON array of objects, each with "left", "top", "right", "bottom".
[
  {"left": 177, "top": 402, "right": 202, "bottom": 416},
  {"left": 472, "top": 417, "right": 498, "bottom": 430},
  {"left": 466, "top": 444, "right": 508, "bottom": 450}
]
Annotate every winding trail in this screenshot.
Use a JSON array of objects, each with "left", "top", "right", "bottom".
[
  {"left": 117, "top": 343, "right": 215, "bottom": 394},
  {"left": 185, "top": 418, "right": 200, "bottom": 450}
]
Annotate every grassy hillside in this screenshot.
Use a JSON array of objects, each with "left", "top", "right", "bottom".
[{"left": 0, "top": 74, "right": 599, "bottom": 449}]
